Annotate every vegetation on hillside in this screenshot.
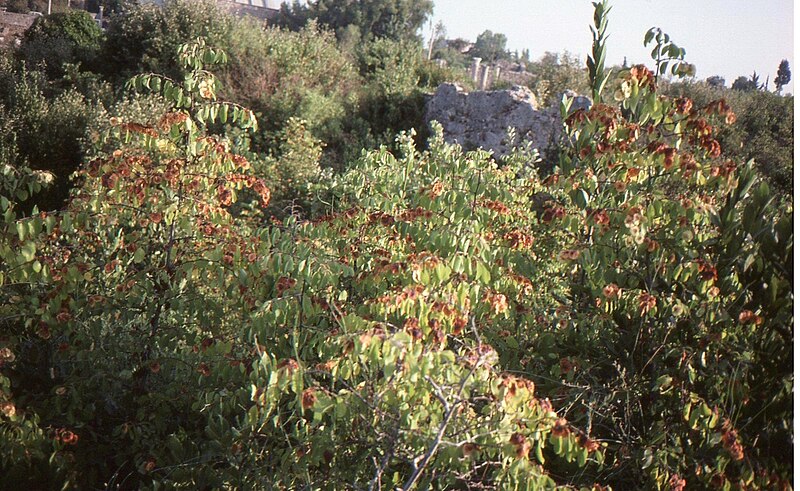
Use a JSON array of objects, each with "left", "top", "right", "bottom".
[
  {"left": 0, "top": 1, "right": 793, "bottom": 489},
  {"left": 276, "top": 0, "right": 434, "bottom": 43}
]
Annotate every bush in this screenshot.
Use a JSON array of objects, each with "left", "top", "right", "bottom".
[
  {"left": 218, "top": 21, "right": 358, "bottom": 159},
  {"left": 734, "top": 91, "right": 793, "bottom": 195},
  {"left": 81, "top": 92, "right": 171, "bottom": 159},
  {"left": 0, "top": 4, "right": 792, "bottom": 487},
  {"left": 664, "top": 81, "right": 793, "bottom": 197},
  {"left": 525, "top": 51, "right": 590, "bottom": 106},
  {"left": 102, "top": 0, "right": 232, "bottom": 80},
  {"left": 518, "top": 65, "right": 792, "bottom": 489},
  {"left": 0, "top": 58, "right": 92, "bottom": 210},
  {"left": 416, "top": 58, "right": 475, "bottom": 92},
  {"left": 352, "top": 38, "right": 430, "bottom": 149},
  {"left": 255, "top": 117, "right": 325, "bottom": 218},
  {"left": 18, "top": 10, "right": 103, "bottom": 77},
  {"left": 0, "top": 40, "right": 594, "bottom": 489}
]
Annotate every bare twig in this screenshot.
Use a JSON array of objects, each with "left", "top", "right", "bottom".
[{"left": 401, "top": 344, "right": 483, "bottom": 490}]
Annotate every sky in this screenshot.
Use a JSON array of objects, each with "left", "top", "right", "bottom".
[{"left": 429, "top": 0, "right": 794, "bottom": 94}]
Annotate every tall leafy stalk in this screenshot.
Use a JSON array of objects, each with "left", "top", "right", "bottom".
[{"left": 587, "top": 0, "right": 611, "bottom": 103}]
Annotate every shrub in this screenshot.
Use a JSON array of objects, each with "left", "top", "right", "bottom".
[
  {"left": 416, "top": 58, "right": 475, "bottom": 91},
  {"left": 18, "top": 10, "right": 103, "bottom": 77},
  {"left": 102, "top": 0, "right": 232, "bottom": 80},
  {"left": 431, "top": 45, "right": 471, "bottom": 71},
  {"left": 218, "top": 21, "right": 358, "bottom": 159},
  {"left": 0, "top": 58, "right": 92, "bottom": 210},
  {"left": 81, "top": 92, "right": 171, "bottom": 159},
  {"left": 517, "top": 64, "right": 793, "bottom": 489},
  {"left": 664, "top": 81, "right": 793, "bottom": 197},
  {"left": 0, "top": 40, "right": 595, "bottom": 489},
  {"left": 0, "top": 3, "right": 792, "bottom": 487},
  {"left": 733, "top": 91, "right": 793, "bottom": 195},
  {"left": 353, "top": 38, "right": 429, "bottom": 149},
  {"left": 525, "top": 51, "right": 590, "bottom": 106},
  {"left": 256, "top": 117, "right": 325, "bottom": 218}
]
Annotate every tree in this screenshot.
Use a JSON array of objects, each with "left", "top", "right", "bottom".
[
  {"left": 733, "top": 71, "right": 765, "bottom": 91},
  {"left": 750, "top": 70, "right": 767, "bottom": 90},
  {"left": 774, "top": 59, "right": 790, "bottom": 94},
  {"left": 274, "top": 0, "right": 310, "bottom": 31},
  {"left": 18, "top": 10, "right": 104, "bottom": 76},
  {"left": 102, "top": 0, "right": 232, "bottom": 80},
  {"left": 426, "top": 20, "right": 446, "bottom": 59},
  {"left": 470, "top": 30, "right": 508, "bottom": 62},
  {"left": 447, "top": 37, "right": 471, "bottom": 53},
  {"left": 277, "top": 0, "right": 434, "bottom": 43},
  {"left": 732, "top": 75, "right": 756, "bottom": 91},
  {"left": 705, "top": 75, "right": 726, "bottom": 87}
]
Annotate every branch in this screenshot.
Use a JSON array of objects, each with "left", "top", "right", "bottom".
[
  {"left": 367, "top": 432, "right": 397, "bottom": 491},
  {"left": 401, "top": 363, "right": 477, "bottom": 490}
]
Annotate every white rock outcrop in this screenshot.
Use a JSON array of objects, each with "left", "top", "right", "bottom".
[{"left": 424, "top": 83, "right": 591, "bottom": 157}]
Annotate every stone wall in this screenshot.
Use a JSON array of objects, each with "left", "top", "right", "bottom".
[
  {"left": 424, "top": 83, "right": 591, "bottom": 158},
  {"left": 0, "top": 11, "right": 36, "bottom": 48}
]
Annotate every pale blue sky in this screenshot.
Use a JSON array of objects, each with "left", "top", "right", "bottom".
[{"left": 430, "top": 0, "right": 794, "bottom": 93}]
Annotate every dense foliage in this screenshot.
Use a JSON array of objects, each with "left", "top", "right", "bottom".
[
  {"left": 664, "top": 81, "right": 793, "bottom": 197},
  {"left": 0, "top": 40, "right": 598, "bottom": 489},
  {"left": 470, "top": 30, "right": 508, "bottom": 63},
  {"left": 0, "top": 2, "right": 793, "bottom": 489},
  {"left": 102, "top": 0, "right": 232, "bottom": 81},
  {"left": 18, "top": 10, "right": 103, "bottom": 77},
  {"left": 774, "top": 60, "right": 791, "bottom": 94},
  {"left": 276, "top": 0, "right": 434, "bottom": 43},
  {"left": 1, "top": 0, "right": 463, "bottom": 213},
  {"left": 0, "top": 55, "right": 96, "bottom": 210},
  {"left": 525, "top": 52, "right": 590, "bottom": 106}
]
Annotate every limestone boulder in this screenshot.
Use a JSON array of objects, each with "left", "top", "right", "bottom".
[{"left": 424, "top": 83, "right": 591, "bottom": 158}]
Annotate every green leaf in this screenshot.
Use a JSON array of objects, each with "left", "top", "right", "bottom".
[
  {"left": 475, "top": 261, "right": 491, "bottom": 284},
  {"left": 668, "top": 44, "right": 680, "bottom": 58},
  {"left": 577, "top": 447, "right": 588, "bottom": 467},
  {"left": 21, "top": 241, "right": 36, "bottom": 262},
  {"left": 553, "top": 435, "right": 563, "bottom": 455},
  {"left": 644, "top": 29, "right": 656, "bottom": 46},
  {"left": 572, "top": 188, "right": 589, "bottom": 209},
  {"left": 534, "top": 444, "right": 545, "bottom": 464},
  {"left": 45, "top": 215, "right": 56, "bottom": 234}
]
